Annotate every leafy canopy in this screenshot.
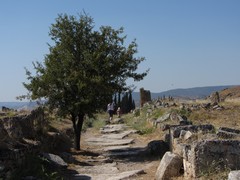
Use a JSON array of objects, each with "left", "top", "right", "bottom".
[{"left": 22, "top": 13, "right": 148, "bottom": 117}]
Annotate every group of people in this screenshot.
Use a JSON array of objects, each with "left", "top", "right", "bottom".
[{"left": 107, "top": 102, "right": 121, "bottom": 121}]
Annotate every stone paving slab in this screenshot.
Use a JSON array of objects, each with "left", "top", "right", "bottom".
[
  {"left": 74, "top": 162, "right": 118, "bottom": 174},
  {"left": 73, "top": 169, "right": 145, "bottom": 180},
  {"left": 101, "top": 145, "right": 131, "bottom": 152},
  {"left": 87, "top": 139, "right": 134, "bottom": 146},
  {"left": 101, "top": 130, "right": 137, "bottom": 139},
  {"left": 86, "top": 130, "right": 137, "bottom": 143},
  {"left": 105, "top": 147, "right": 147, "bottom": 157},
  {"left": 100, "top": 124, "right": 129, "bottom": 134},
  {"left": 75, "top": 123, "right": 149, "bottom": 179}
]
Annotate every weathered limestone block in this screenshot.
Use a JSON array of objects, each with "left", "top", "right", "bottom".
[
  {"left": 170, "top": 124, "right": 215, "bottom": 139},
  {"left": 210, "top": 91, "right": 220, "bottom": 103},
  {"left": 41, "top": 153, "right": 68, "bottom": 168},
  {"left": 179, "top": 130, "right": 193, "bottom": 140},
  {"left": 156, "top": 113, "right": 171, "bottom": 123},
  {"left": 184, "top": 140, "right": 240, "bottom": 178},
  {"left": 169, "top": 124, "right": 214, "bottom": 152},
  {"left": 155, "top": 151, "right": 183, "bottom": 180},
  {"left": 147, "top": 140, "right": 169, "bottom": 157},
  {"left": 217, "top": 127, "right": 240, "bottom": 139},
  {"left": 173, "top": 142, "right": 189, "bottom": 157},
  {"left": 228, "top": 170, "right": 240, "bottom": 180}
]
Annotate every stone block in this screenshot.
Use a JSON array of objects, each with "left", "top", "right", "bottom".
[
  {"left": 155, "top": 151, "right": 183, "bottom": 180},
  {"left": 170, "top": 124, "right": 214, "bottom": 138},
  {"left": 228, "top": 170, "right": 240, "bottom": 180},
  {"left": 184, "top": 140, "right": 240, "bottom": 178},
  {"left": 217, "top": 127, "right": 240, "bottom": 139}
]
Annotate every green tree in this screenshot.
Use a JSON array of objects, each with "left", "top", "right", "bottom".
[
  {"left": 21, "top": 13, "right": 148, "bottom": 150},
  {"left": 132, "top": 99, "right": 136, "bottom": 110},
  {"left": 128, "top": 91, "right": 133, "bottom": 112},
  {"left": 121, "top": 92, "right": 128, "bottom": 113}
]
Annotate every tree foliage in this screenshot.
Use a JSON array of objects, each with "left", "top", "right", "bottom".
[
  {"left": 22, "top": 13, "right": 148, "bottom": 150},
  {"left": 120, "top": 91, "right": 135, "bottom": 114}
]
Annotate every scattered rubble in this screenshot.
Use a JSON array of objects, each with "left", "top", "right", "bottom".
[{"left": 141, "top": 99, "right": 240, "bottom": 179}]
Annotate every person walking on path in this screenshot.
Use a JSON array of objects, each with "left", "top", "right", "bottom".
[{"left": 107, "top": 102, "right": 115, "bottom": 121}]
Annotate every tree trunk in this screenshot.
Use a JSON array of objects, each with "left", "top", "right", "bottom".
[{"left": 72, "top": 113, "right": 85, "bottom": 150}]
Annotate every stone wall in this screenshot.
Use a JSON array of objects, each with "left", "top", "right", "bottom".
[
  {"left": 169, "top": 125, "right": 240, "bottom": 178},
  {"left": 184, "top": 140, "right": 240, "bottom": 178}
]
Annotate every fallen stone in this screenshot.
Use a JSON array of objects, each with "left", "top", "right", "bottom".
[
  {"left": 41, "top": 153, "right": 68, "bottom": 168},
  {"left": 179, "top": 130, "right": 193, "bottom": 140},
  {"left": 171, "top": 124, "right": 215, "bottom": 138},
  {"left": 219, "top": 127, "right": 240, "bottom": 134},
  {"left": 217, "top": 127, "right": 240, "bottom": 139},
  {"left": 228, "top": 170, "right": 240, "bottom": 180},
  {"left": 155, "top": 151, "right": 183, "bottom": 180},
  {"left": 156, "top": 113, "right": 170, "bottom": 123},
  {"left": 59, "top": 152, "right": 75, "bottom": 163},
  {"left": 100, "top": 124, "right": 127, "bottom": 134},
  {"left": 147, "top": 140, "right": 169, "bottom": 157},
  {"left": 217, "top": 130, "right": 240, "bottom": 139}
]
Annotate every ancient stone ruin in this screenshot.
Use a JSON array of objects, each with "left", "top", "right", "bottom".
[
  {"left": 0, "top": 108, "right": 45, "bottom": 178},
  {"left": 140, "top": 88, "right": 151, "bottom": 107},
  {"left": 140, "top": 100, "right": 240, "bottom": 179},
  {"left": 210, "top": 91, "right": 220, "bottom": 104}
]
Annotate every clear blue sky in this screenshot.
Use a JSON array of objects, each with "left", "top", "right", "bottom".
[{"left": 1, "top": 0, "right": 240, "bottom": 101}]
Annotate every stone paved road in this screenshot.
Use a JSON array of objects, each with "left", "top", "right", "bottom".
[{"left": 68, "top": 122, "right": 159, "bottom": 180}]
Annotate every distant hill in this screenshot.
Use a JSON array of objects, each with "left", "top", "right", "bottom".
[
  {"left": 132, "top": 85, "right": 235, "bottom": 102},
  {"left": 0, "top": 101, "right": 38, "bottom": 110},
  {"left": 219, "top": 86, "right": 240, "bottom": 100},
  {"left": 1, "top": 85, "right": 237, "bottom": 110}
]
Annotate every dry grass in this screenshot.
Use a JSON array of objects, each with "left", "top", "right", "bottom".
[{"left": 189, "top": 102, "right": 240, "bottom": 129}]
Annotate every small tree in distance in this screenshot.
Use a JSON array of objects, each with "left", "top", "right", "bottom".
[{"left": 21, "top": 13, "right": 148, "bottom": 150}]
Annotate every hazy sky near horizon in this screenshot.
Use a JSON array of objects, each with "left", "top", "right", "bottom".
[{"left": 1, "top": 0, "right": 240, "bottom": 101}]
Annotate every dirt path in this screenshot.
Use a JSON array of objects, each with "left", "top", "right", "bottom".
[{"left": 66, "top": 123, "right": 160, "bottom": 180}]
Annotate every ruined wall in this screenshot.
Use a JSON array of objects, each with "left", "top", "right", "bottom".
[
  {"left": 140, "top": 88, "right": 151, "bottom": 107},
  {"left": 0, "top": 108, "right": 45, "bottom": 140},
  {"left": 169, "top": 125, "right": 240, "bottom": 178},
  {"left": 184, "top": 140, "right": 240, "bottom": 178},
  {"left": 0, "top": 108, "right": 45, "bottom": 178},
  {"left": 210, "top": 91, "right": 220, "bottom": 103}
]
